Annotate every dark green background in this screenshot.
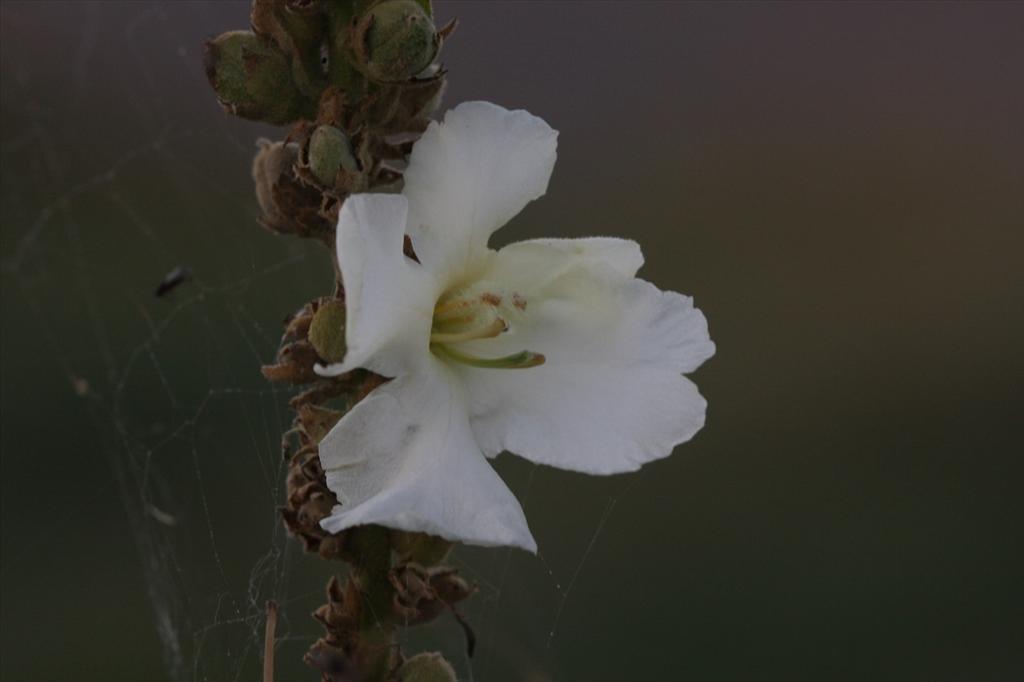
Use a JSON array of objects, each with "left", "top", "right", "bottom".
[{"left": 2, "top": 2, "right": 1022, "bottom": 680}]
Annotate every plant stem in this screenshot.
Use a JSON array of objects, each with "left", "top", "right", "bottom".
[
  {"left": 350, "top": 525, "right": 397, "bottom": 680},
  {"left": 264, "top": 600, "right": 278, "bottom": 682}
]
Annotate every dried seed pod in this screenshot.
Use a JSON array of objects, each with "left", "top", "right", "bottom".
[
  {"left": 280, "top": 393, "right": 348, "bottom": 560},
  {"left": 313, "top": 575, "right": 360, "bottom": 633},
  {"left": 389, "top": 563, "right": 475, "bottom": 626},
  {"left": 253, "top": 139, "right": 300, "bottom": 217},
  {"left": 305, "top": 640, "right": 355, "bottom": 681},
  {"left": 428, "top": 568, "right": 473, "bottom": 606},
  {"left": 251, "top": 139, "right": 334, "bottom": 238},
  {"left": 297, "top": 402, "right": 344, "bottom": 444},
  {"left": 284, "top": 300, "right": 317, "bottom": 341},
  {"left": 282, "top": 442, "right": 347, "bottom": 557},
  {"left": 261, "top": 339, "right": 322, "bottom": 384}
]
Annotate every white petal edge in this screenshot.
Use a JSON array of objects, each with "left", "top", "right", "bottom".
[
  {"left": 403, "top": 101, "right": 558, "bottom": 281},
  {"left": 479, "top": 237, "right": 645, "bottom": 293},
  {"left": 314, "top": 194, "right": 438, "bottom": 379},
  {"left": 455, "top": 258, "right": 714, "bottom": 472},
  {"left": 468, "top": 367, "right": 707, "bottom": 474},
  {"left": 318, "top": 365, "right": 537, "bottom": 552}
]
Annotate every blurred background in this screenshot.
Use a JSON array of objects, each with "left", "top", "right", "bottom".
[{"left": 2, "top": 2, "right": 1023, "bottom": 680}]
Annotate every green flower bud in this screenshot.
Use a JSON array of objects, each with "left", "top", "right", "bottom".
[
  {"left": 308, "top": 299, "right": 347, "bottom": 363},
  {"left": 354, "top": 0, "right": 439, "bottom": 83},
  {"left": 306, "top": 125, "right": 358, "bottom": 187},
  {"left": 397, "top": 652, "right": 457, "bottom": 682},
  {"left": 203, "top": 30, "right": 312, "bottom": 125}
]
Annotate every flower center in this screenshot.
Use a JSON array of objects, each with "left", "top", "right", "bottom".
[{"left": 429, "top": 285, "right": 544, "bottom": 369}]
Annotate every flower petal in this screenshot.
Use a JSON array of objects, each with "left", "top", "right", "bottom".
[
  {"left": 315, "top": 194, "right": 438, "bottom": 379},
  {"left": 479, "top": 237, "right": 644, "bottom": 292},
  {"left": 404, "top": 101, "right": 558, "bottom": 280},
  {"left": 318, "top": 364, "right": 537, "bottom": 552},
  {"left": 455, "top": 248, "right": 714, "bottom": 473}
]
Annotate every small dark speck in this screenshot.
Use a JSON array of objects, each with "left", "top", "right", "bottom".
[
  {"left": 400, "top": 423, "right": 420, "bottom": 448},
  {"left": 154, "top": 265, "right": 192, "bottom": 297}
]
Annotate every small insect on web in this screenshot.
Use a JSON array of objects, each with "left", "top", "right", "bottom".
[{"left": 154, "top": 265, "right": 193, "bottom": 297}]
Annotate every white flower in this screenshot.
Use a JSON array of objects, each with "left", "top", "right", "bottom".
[{"left": 316, "top": 102, "right": 714, "bottom": 552}]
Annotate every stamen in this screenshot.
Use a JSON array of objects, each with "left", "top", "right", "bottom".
[
  {"left": 430, "top": 287, "right": 540, "bottom": 370},
  {"left": 433, "top": 297, "right": 476, "bottom": 319},
  {"left": 430, "top": 318, "right": 507, "bottom": 344},
  {"left": 433, "top": 344, "right": 545, "bottom": 369},
  {"left": 434, "top": 292, "right": 502, "bottom": 321}
]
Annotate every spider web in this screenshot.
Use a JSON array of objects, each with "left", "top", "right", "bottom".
[{"left": 0, "top": 3, "right": 652, "bottom": 680}]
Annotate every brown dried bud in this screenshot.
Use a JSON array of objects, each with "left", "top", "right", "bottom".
[
  {"left": 280, "top": 395, "right": 348, "bottom": 560},
  {"left": 305, "top": 640, "right": 355, "bottom": 681},
  {"left": 253, "top": 138, "right": 299, "bottom": 218},
  {"left": 251, "top": 139, "right": 334, "bottom": 239},
  {"left": 281, "top": 444, "right": 349, "bottom": 560},
  {"left": 297, "top": 403, "right": 343, "bottom": 444},
  {"left": 289, "top": 377, "right": 359, "bottom": 411},
  {"left": 284, "top": 301, "right": 317, "bottom": 339},
  {"left": 429, "top": 568, "right": 474, "bottom": 606},
  {"left": 314, "top": 575, "right": 360, "bottom": 634},
  {"left": 296, "top": 488, "right": 335, "bottom": 527},
  {"left": 261, "top": 339, "right": 321, "bottom": 384},
  {"left": 389, "top": 563, "right": 475, "bottom": 626}
]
